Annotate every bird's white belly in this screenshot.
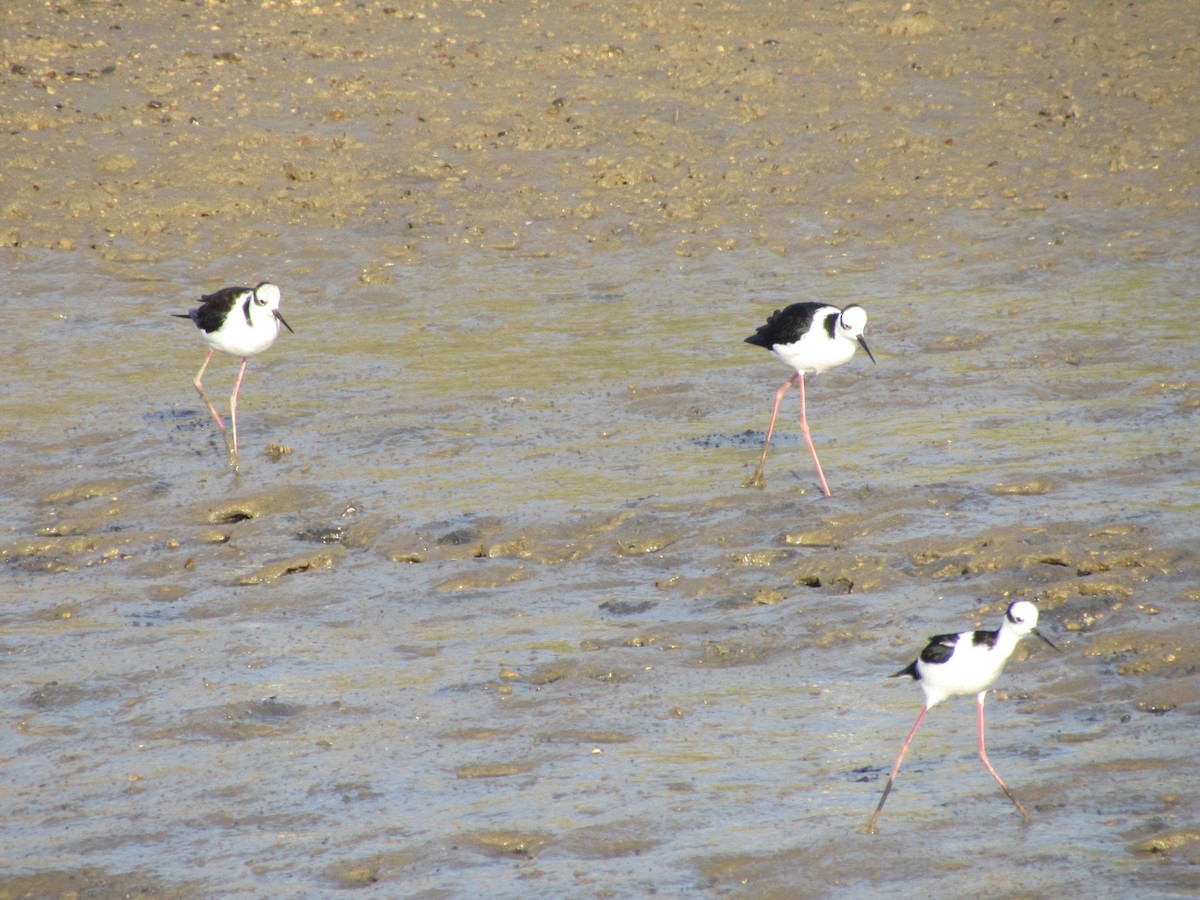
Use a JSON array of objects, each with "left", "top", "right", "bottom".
[
  {"left": 203, "top": 319, "right": 279, "bottom": 358},
  {"left": 771, "top": 333, "right": 856, "bottom": 375},
  {"left": 923, "top": 652, "right": 1007, "bottom": 704}
]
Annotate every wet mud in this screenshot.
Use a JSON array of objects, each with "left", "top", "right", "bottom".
[{"left": 2, "top": 0, "right": 1199, "bottom": 896}]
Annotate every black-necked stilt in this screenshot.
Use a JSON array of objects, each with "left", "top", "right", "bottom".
[
  {"left": 175, "top": 282, "right": 293, "bottom": 469},
  {"left": 864, "top": 600, "right": 1059, "bottom": 834},
  {"left": 743, "top": 302, "right": 875, "bottom": 496}
]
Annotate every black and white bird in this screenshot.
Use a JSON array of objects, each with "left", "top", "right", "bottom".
[
  {"left": 744, "top": 302, "right": 875, "bottom": 496},
  {"left": 174, "top": 282, "right": 293, "bottom": 467},
  {"left": 864, "top": 600, "right": 1060, "bottom": 834}
]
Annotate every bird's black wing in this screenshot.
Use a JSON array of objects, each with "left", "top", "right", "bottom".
[
  {"left": 970, "top": 628, "right": 1000, "bottom": 650},
  {"left": 890, "top": 659, "right": 921, "bottom": 681},
  {"left": 745, "top": 301, "right": 826, "bottom": 349},
  {"left": 917, "top": 632, "right": 962, "bottom": 666},
  {"left": 189, "top": 286, "right": 250, "bottom": 333}
]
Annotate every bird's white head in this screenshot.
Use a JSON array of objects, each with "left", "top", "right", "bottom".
[
  {"left": 251, "top": 282, "right": 294, "bottom": 335},
  {"left": 839, "top": 304, "right": 876, "bottom": 365},
  {"left": 838, "top": 304, "right": 868, "bottom": 338},
  {"left": 1005, "top": 600, "right": 1039, "bottom": 634},
  {"left": 1005, "top": 600, "right": 1060, "bottom": 652},
  {"left": 253, "top": 282, "right": 282, "bottom": 310}
]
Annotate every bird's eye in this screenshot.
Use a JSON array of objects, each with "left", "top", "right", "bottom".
[{"left": 254, "top": 295, "right": 268, "bottom": 306}]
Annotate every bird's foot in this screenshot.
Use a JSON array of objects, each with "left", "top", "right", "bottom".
[{"left": 742, "top": 470, "right": 766, "bottom": 489}]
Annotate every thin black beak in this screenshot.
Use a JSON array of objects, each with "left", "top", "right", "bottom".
[
  {"left": 858, "top": 335, "right": 877, "bottom": 365},
  {"left": 274, "top": 310, "right": 295, "bottom": 334},
  {"left": 1033, "top": 627, "right": 1061, "bottom": 653}
]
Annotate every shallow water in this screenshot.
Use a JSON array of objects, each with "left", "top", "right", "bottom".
[{"left": 3, "top": 0, "right": 1200, "bottom": 897}]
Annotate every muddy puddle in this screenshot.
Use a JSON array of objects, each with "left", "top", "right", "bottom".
[{"left": 2, "top": 0, "right": 1199, "bottom": 896}]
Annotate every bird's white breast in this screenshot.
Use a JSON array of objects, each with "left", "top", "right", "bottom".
[
  {"left": 770, "top": 329, "right": 859, "bottom": 376},
  {"left": 203, "top": 302, "right": 282, "bottom": 358}
]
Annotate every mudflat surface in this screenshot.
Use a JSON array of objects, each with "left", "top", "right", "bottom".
[{"left": 2, "top": 0, "right": 1198, "bottom": 896}]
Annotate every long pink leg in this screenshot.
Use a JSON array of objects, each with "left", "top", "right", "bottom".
[
  {"left": 228, "top": 357, "right": 249, "bottom": 457},
  {"left": 864, "top": 705, "right": 929, "bottom": 834},
  {"left": 977, "top": 693, "right": 1031, "bottom": 820},
  {"left": 797, "top": 372, "right": 831, "bottom": 497},
  {"left": 192, "top": 349, "right": 227, "bottom": 437},
  {"left": 744, "top": 374, "right": 797, "bottom": 488}
]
